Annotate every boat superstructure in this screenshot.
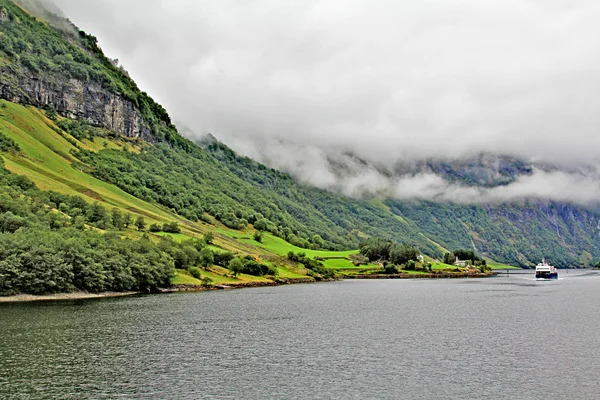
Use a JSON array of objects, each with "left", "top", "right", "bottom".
[{"left": 535, "top": 258, "right": 558, "bottom": 280}]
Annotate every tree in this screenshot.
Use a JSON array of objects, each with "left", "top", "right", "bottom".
[
  {"left": 45, "top": 105, "right": 58, "bottom": 120},
  {"left": 228, "top": 257, "right": 243, "bottom": 277},
  {"left": 443, "top": 252, "right": 456, "bottom": 265},
  {"left": 203, "top": 231, "right": 214, "bottom": 244},
  {"left": 0, "top": 212, "right": 26, "bottom": 233},
  {"left": 123, "top": 213, "right": 133, "bottom": 228},
  {"left": 149, "top": 223, "right": 161, "bottom": 232},
  {"left": 189, "top": 267, "right": 202, "bottom": 279},
  {"left": 199, "top": 248, "right": 214, "bottom": 269},
  {"left": 311, "top": 234, "right": 324, "bottom": 249},
  {"left": 162, "top": 221, "right": 181, "bottom": 233},
  {"left": 134, "top": 216, "right": 146, "bottom": 231},
  {"left": 359, "top": 237, "right": 393, "bottom": 261},
  {"left": 383, "top": 264, "right": 399, "bottom": 274},
  {"left": 253, "top": 230, "right": 263, "bottom": 243},
  {"left": 389, "top": 244, "right": 419, "bottom": 265},
  {"left": 111, "top": 208, "right": 124, "bottom": 229},
  {"left": 86, "top": 202, "right": 107, "bottom": 224},
  {"left": 254, "top": 218, "right": 269, "bottom": 231}
]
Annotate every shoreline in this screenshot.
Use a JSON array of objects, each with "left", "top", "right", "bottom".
[
  {"left": 344, "top": 272, "right": 495, "bottom": 279},
  {"left": 0, "top": 273, "right": 496, "bottom": 303},
  {"left": 0, "top": 291, "right": 140, "bottom": 303},
  {"left": 0, "top": 278, "right": 318, "bottom": 303}
]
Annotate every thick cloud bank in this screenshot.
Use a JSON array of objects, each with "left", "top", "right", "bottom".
[{"left": 47, "top": 0, "right": 600, "bottom": 205}]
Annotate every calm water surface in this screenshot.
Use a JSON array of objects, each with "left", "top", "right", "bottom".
[{"left": 2, "top": 271, "right": 600, "bottom": 399}]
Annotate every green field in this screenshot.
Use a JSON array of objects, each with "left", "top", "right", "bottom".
[
  {"left": 238, "top": 232, "right": 358, "bottom": 258},
  {"left": 0, "top": 101, "right": 180, "bottom": 226},
  {"left": 154, "top": 232, "right": 195, "bottom": 242},
  {"left": 487, "top": 262, "right": 520, "bottom": 270},
  {"left": 430, "top": 262, "right": 459, "bottom": 270}
]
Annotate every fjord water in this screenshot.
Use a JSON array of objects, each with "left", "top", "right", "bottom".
[{"left": 2, "top": 272, "right": 600, "bottom": 399}]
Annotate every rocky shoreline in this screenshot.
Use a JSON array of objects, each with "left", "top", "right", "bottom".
[
  {"left": 167, "top": 277, "right": 317, "bottom": 292},
  {"left": 0, "top": 291, "right": 140, "bottom": 303},
  {"left": 0, "top": 278, "right": 318, "bottom": 302}
]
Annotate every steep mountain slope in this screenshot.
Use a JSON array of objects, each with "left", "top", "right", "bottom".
[{"left": 0, "top": 0, "right": 599, "bottom": 269}]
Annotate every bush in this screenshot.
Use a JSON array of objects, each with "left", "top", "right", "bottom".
[
  {"left": 201, "top": 277, "right": 213, "bottom": 285},
  {"left": 0, "top": 132, "right": 21, "bottom": 153},
  {"left": 213, "top": 250, "right": 233, "bottom": 267},
  {"left": 383, "top": 264, "right": 399, "bottom": 274},
  {"left": 162, "top": 221, "right": 181, "bottom": 233},
  {"left": 149, "top": 223, "right": 161, "bottom": 232},
  {"left": 189, "top": 267, "right": 202, "bottom": 279}
]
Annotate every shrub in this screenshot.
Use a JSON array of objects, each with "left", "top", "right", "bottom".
[
  {"left": 383, "top": 264, "right": 399, "bottom": 274},
  {"left": 162, "top": 221, "right": 181, "bottom": 233},
  {"left": 149, "top": 223, "right": 161, "bottom": 232},
  {"left": 189, "top": 267, "right": 202, "bottom": 279},
  {"left": 0, "top": 132, "right": 21, "bottom": 153}
]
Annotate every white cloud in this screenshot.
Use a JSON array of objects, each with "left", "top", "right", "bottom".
[{"left": 46, "top": 0, "right": 600, "bottom": 204}]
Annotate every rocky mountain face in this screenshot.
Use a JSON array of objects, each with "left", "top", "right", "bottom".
[
  {"left": 0, "top": 0, "right": 166, "bottom": 142},
  {"left": 0, "top": 70, "right": 153, "bottom": 140}
]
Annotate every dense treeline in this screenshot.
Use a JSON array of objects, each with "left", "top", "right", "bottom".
[
  {"left": 442, "top": 249, "right": 486, "bottom": 267},
  {"left": 0, "top": 158, "right": 271, "bottom": 295},
  {"left": 0, "top": 159, "right": 175, "bottom": 294},
  {"left": 359, "top": 237, "right": 420, "bottom": 266},
  {"left": 0, "top": 228, "right": 172, "bottom": 294}
]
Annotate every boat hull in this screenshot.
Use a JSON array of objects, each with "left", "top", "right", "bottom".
[{"left": 536, "top": 271, "right": 558, "bottom": 280}]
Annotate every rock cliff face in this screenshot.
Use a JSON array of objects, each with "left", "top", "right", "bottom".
[{"left": 0, "top": 68, "right": 153, "bottom": 141}]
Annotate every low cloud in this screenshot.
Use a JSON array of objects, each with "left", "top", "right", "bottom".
[
  {"left": 230, "top": 136, "right": 600, "bottom": 206},
  {"left": 44, "top": 0, "right": 600, "bottom": 205}
]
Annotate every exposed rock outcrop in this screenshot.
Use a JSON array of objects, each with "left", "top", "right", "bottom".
[{"left": 0, "top": 68, "right": 154, "bottom": 140}]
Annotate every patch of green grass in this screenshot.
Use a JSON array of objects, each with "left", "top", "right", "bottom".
[
  {"left": 487, "top": 262, "right": 520, "bottom": 270},
  {"left": 323, "top": 258, "right": 357, "bottom": 269},
  {"left": 367, "top": 198, "right": 391, "bottom": 213},
  {"left": 171, "top": 269, "right": 204, "bottom": 285},
  {"left": 154, "top": 232, "right": 195, "bottom": 242},
  {"left": 238, "top": 232, "right": 358, "bottom": 258},
  {"left": 0, "top": 101, "right": 181, "bottom": 227},
  {"left": 276, "top": 267, "right": 308, "bottom": 279},
  {"left": 430, "top": 262, "right": 457, "bottom": 270},
  {"left": 399, "top": 269, "right": 429, "bottom": 274}
]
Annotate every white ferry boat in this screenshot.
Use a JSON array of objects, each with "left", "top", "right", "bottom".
[{"left": 535, "top": 259, "right": 558, "bottom": 280}]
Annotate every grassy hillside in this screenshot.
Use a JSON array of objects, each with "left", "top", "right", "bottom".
[{"left": 0, "top": 100, "right": 333, "bottom": 294}]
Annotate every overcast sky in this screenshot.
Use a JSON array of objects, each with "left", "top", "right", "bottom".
[{"left": 47, "top": 0, "right": 600, "bottom": 204}]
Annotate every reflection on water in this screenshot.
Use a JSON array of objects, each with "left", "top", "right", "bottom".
[{"left": 1, "top": 270, "right": 600, "bottom": 399}]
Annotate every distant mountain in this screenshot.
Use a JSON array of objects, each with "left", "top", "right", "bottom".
[{"left": 0, "top": 0, "right": 598, "bottom": 268}]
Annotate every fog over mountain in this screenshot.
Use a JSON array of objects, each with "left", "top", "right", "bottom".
[{"left": 45, "top": 0, "right": 600, "bottom": 204}]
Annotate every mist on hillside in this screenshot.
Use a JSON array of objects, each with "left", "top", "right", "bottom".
[{"left": 43, "top": 0, "right": 600, "bottom": 205}]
